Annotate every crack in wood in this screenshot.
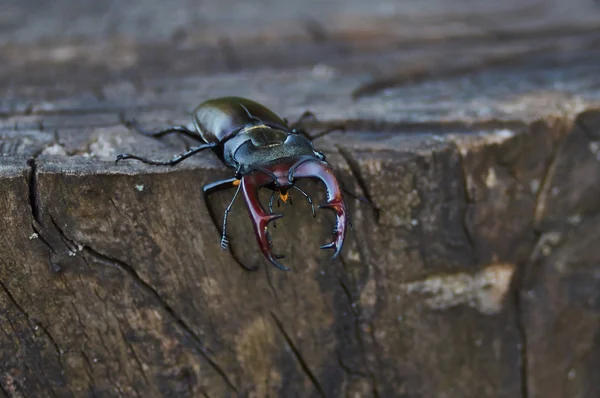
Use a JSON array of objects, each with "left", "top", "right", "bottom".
[
  {"left": 27, "top": 158, "right": 41, "bottom": 225},
  {"left": 338, "top": 269, "right": 380, "bottom": 398},
  {"left": 83, "top": 252, "right": 238, "bottom": 392},
  {"left": 336, "top": 146, "right": 380, "bottom": 222},
  {"left": 0, "top": 280, "right": 64, "bottom": 398},
  {"left": 336, "top": 352, "right": 368, "bottom": 378},
  {"left": 45, "top": 215, "right": 239, "bottom": 393},
  {"left": 452, "top": 143, "right": 477, "bottom": 255},
  {"left": 79, "top": 350, "right": 99, "bottom": 396},
  {"left": 351, "top": 46, "right": 552, "bottom": 99},
  {"left": 532, "top": 121, "right": 569, "bottom": 230},
  {"left": 270, "top": 312, "right": 326, "bottom": 398},
  {"left": 117, "top": 324, "right": 150, "bottom": 385},
  {"left": 351, "top": 26, "right": 600, "bottom": 99},
  {"left": 263, "top": 265, "right": 280, "bottom": 304},
  {"left": 511, "top": 117, "right": 573, "bottom": 398}
]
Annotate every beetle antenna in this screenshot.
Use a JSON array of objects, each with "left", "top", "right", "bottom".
[
  {"left": 292, "top": 185, "right": 316, "bottom": 217},
  {"left": 268, "top": 190, "right": 277, "bottom": 228},
  {"left": 342, "top": 187, "right": 380, "bottom": 220}
]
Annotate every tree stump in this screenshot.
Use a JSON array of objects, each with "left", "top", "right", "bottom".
[{"left": 1, "top": 1, "right": 600, "bottom": 397}]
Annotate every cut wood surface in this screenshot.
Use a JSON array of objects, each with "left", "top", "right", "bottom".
[{"left": 1, "top": 0, "right": 600, "bottom": 397}]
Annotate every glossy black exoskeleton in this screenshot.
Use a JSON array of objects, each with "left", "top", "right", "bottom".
[{"left": 116, "top": 97, "right": 347, "bottom": 271}]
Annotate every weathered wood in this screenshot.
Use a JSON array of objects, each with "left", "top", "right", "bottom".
[{"left": 1, "top": 0, "right": 600, "bottom": 397}]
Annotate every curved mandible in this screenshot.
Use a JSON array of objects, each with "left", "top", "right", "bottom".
[
  {"left": 289, "top": 160, "right": 347, "bottom": 259},
  {"left": 240, "top": 172, "right": 287, "bottom": 270}
]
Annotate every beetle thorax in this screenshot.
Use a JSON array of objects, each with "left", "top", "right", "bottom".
[{"left": 223, "top": 126, "right": 321, "bottom": 174}]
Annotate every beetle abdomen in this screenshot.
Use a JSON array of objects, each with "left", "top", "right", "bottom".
[{"left": 192, "top": 97, "right": 287, "bottom": 143}]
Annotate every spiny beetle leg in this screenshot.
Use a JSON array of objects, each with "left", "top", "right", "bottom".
[{"left": 203, "top": 178, "right": 259, "bottom": 271}]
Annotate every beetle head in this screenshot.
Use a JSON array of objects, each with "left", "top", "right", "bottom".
[{"left": 239, "top": 156, "right": 347, "bottom": 270}]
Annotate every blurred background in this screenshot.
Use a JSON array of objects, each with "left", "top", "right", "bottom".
[{"left": 2, "top": 0, "right": 600, "bottom": 121}]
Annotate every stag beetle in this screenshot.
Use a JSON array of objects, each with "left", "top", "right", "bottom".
[{"left": 116, "top": 97, "right": 348, "bottom": 271}]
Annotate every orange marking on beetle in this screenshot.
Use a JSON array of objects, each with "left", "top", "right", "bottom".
[
  {"left": 279, "top": 191, "right": 289, "bottom": 203},
  {"left": 233, "top": 179, "right": 241, "bottom": 186}
]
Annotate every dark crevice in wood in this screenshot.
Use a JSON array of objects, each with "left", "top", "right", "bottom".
[
  {"left": 351, "top": 49, "right": 548, "bottom": 99},
  {"left": 351, "top": 40, "right": 594, "bottom": 99},
  {"left": 336, "top": 350, "right": 368, "bottom": 378},
  {"left": 514, "top": 237, "right": 538, "bottom": 398},
  {"left": 452, "top": 143, "right": 477, "bottom": 255},
  {"left": 49, "top": 217, "right": 80, "bottom": 256},
  {"left": 31, "top": 222, "right": 57, "bottom": 254},
  {"left": 117, "top": 325, "right": 150, "bottom": 385},
  {"left": 37, "top": 322, "right": 64, "bottom": 375},
  {"left": 28, "top": 157, "right": 66, "bottom": 271},
  {"left": 514, "top": 118, "right": 573, "bottom": 398},
  {"left": 336, "top": 146, "right": 379, "bottom": 222},
  {"left": 337, "top": 119, "right": 529, "bottom": 136},
  {"left": 46, "top": 216, "right": 239, "bottom": 394},
  {"left": 532, "top": 121, "right": 569, "bottom": 231},
  {"left": 27, "top": 157, "right": 41, "bottom": 225},
  {"left": 270, "top": 312, "right": 326, "bottom": 398},
  {"left": 338, "top": 261, "right": 380, "bottom": 398},
  {"left": 80, "top": 348, "right": 101, "bottom": 397},
  {"left": 263, "top": 265, "right": 280, "bottom": 304}
]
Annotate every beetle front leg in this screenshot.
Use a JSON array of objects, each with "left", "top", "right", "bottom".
[
  {"left": 203, "top": 178, "right": 259, "bottom": 271},
  {"left": 220, "top": 183, "right": 242, "bottom": 251}
]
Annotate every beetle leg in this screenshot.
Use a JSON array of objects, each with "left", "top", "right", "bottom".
[
  {"left": 124, "top": 118, "right": 203, "bottom": 142},
  {"left": 310, "top": 125, "right": 345, "bottom": 140},
  {"left": 289, "top": 111, "right": 345, "bottom": 140},
  {"left": 116, "top": 142, "right": 217, "bottom": 166},
  {"left": 289, "top": 111, "right": 316, "bottom": 129},
  {"left": 240, "top": 173, "right": 287, "bottom": 271},
  {"left": 220, "top": 183, "right": 242, "bottom": 251},
  {"left": 203, "top": 178, "right": 259, "bottom": 271},
  {"left": 290, "top": 160, "right": 347, "bottom": 260}
]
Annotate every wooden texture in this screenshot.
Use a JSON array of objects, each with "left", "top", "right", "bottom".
[{"left": 1, "top": 0, "right": 600, "bottom": 397}]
